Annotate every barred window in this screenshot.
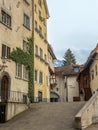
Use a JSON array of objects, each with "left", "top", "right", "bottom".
[
  {"left": 2, "top": 44, "right": 10, "bottom": 59},
  {"left": 1, "top": 10, "right": 11, "bottom": 27}
]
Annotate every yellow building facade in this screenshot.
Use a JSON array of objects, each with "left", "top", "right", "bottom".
[{"left": 33, "top": 0, "right": 50, "bottom": 102}]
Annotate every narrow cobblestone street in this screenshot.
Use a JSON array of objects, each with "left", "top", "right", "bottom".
[{"left": 0, "top": 102, "right": 85, "bottom": 130}]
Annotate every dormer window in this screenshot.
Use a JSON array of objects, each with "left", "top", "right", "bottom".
[{"left": 73, "top": 67, "right": 79, "bottom": 72}]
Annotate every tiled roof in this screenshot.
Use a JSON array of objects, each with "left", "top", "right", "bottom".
[
  {"left": 84, "top": 44, "right": 98, "bottom": 68},
  {"left": 55, "top": 64, "right": 81, "bottom": 76}
]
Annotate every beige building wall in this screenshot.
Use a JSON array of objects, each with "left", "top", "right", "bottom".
[
  {"left": 0, "top": 0, "right": 32, "bottom": 120},
  {"left": 34, "top": 0, "right": 50, "bottom": 102},
  {"left": 66, "top": 76, "right": 79, "bottom": 102},
  {"left": 90, "top": 54, "right": 98, "bottom": 94}
]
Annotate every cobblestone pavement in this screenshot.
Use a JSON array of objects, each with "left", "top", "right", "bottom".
[{"left": 0, "top": 102, "right": 85, "bottom": 130}]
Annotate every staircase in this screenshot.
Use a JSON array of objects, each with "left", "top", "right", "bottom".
[{"left": 75, "top": 92, "right": 98, "bottom": 130}]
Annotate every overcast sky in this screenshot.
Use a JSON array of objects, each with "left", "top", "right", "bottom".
[{"left": 47, "top": 0, "right": 98, "bottom": 64}]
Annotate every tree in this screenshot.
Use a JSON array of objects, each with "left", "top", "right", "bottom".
[{"left": 63, "top": 48, "right": 76, "bottom": 65}]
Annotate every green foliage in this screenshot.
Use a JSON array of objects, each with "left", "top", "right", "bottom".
[
  {"left": 63, "top": 48, "right": 76, "bottom": 65},
  {"left": 10, "top": 37, "right": 34, "bottom": 103},
  {"left": 10, "top": 48, "right": 31, "bottom": 66}
]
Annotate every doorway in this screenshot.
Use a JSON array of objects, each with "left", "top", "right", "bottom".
[
  {"left": 0, "top": 105, "right": 6, "bottom": 123},
  {"left": 38, "top": 91, "right": 42, "bottom": 102},
  {"left": 1, "top": 76, "right": 9, "bottom": 101}
]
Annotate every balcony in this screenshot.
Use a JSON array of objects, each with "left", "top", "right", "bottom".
[
  {"left": 0, "top": 90, "right": 28, "bottom": 104},
  {"left": 50, "top": 77, "right": 57, "bottom": 89}
]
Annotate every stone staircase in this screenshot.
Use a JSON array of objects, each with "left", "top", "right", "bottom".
[{"left": 75, "top": 92, "right": 98, "bottom": 130}]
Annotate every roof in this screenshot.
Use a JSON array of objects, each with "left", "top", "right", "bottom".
[
  {"left": 55, "top": 64, "right": 80, "bottom": 76},
  {"left": 77, "top": 44, "right": 98, "bottom": 80},
  {"left": 48, "top": 44, "right": 56, "bottom": 60},
  {"left": 43, "top": 0, "right": 50, "bottom": 18},
  {"left": 83, "top": 44, "right": 98, "bottom": 69}
]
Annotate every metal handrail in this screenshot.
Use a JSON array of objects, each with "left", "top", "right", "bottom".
[{"left": 0, "top": 90, "right": 28, "bottom": 104}]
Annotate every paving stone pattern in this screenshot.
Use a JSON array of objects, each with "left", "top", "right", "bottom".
[{"left": 0, "top": 102, "right": 85, "bottom": 130}]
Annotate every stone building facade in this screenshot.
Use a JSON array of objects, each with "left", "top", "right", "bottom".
[
  {"left": 0, "top": 0, "right": 32, "bottom": 122},
  {"left": 33, "top": 0, "right": 50, "bottom": 102},
  {"left": 54, "top": 65, "right": 80, "bottom": 102}
]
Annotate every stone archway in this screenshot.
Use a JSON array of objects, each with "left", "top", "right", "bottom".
[
  {"left": 50, "top": 92, "right": 60, "bottom": 102},
  {"left": 1, "top": 75, "right": 9, "bottom": 100},
  {"left": 0, "top": 72, "right": 11, "bottom": 101}
]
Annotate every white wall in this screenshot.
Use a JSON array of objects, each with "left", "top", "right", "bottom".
[
  {"left": 66, "top": 76, "right": 79, "bottom": 102},
  {"left": 54, "top": 75, "right": 66, "bottom": 102}
]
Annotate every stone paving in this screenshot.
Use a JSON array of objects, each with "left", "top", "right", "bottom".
[
  {"left": 85, "top": 124, "right": 98, "bottom": 130},
  {"left": 0, "top": 102, "right": 85, "bottom": 130}
]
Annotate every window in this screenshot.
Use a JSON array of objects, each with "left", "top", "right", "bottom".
[
  {"left": 91, "top": 70, "right": 94, "bottom": 80},
  {"left": 35, "top": 20, "right": 37, "bottom": 29},
  {"left": 23, "top": 65, "right": 29, "bottom": 80},
  {"left": 46, "top": 76, "right": 48, "bottom": 86},
  {"left": 16, "top": 63, "right": 22, "bottom": 78},
  {"left": 35, "top": 70, "right": 38, "bottom": 81},
  {"left": 44, "top": 54, "right": 47, "bottom": 61},
  {"left": 56, "top": 88, "right": 59, "bottom": 91},
  {"left": 44, "top": 33, "right": 46, "bottom": 39},
  {"left": 35, "top": 45, "right": 38, "bottom": 55},
  {"left": 95, "top": 65, "right": 97, "bottom": 76},
  {"left": 39, "top": 10, "right": 41, "bottom": 19},
  {"left": 2, "top": 44, "right": 10, "bottom": 59},
  {"left": 39, "top": 26, "right": 42, "bottom": 35},
  {"left": 23, "top": 95, "right": 27, "bottom": 104},
  {"left": 24, "top": 0, "right": 30, "bottom": 4},
  {"left": 73, "top": 67, "right": 79, "bottom": 72},
  {"left": 23, "top": 40, "right": 29, "bottom": 52},
  {"left": 34, "top": 4, "right": 37, "bottom": 12},
  {"left": 1, "top": 10, "right": 11, "bottom": 27},
  {"left": 23, "top": 13, "right": 30, "bottom": 29},
  {"left": 38, "top": 0, "right": 42, "bottom": 7},
  {"left": 40, "top": 48, "right": 43, "bottom": 58},
  {"left": 39, "top": 71, "right": 43, "bottom": 84}
]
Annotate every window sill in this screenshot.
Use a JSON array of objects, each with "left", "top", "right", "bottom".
[
  {"left": 23, "top": 24, "right": 30, "bottom": 31},
  {"left": 15, "top": 76, "right": 22, "bottom": 80},
  {"left": 23, "top": 78, "right": 28, "bottom": 82}
]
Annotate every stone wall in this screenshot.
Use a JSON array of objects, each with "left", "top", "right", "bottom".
[
  {"left": 75, "top": 92, "right": 98, "bottom": 129},
  {"left": 7, "top": 103, "right": 28, "bottom": 121}
]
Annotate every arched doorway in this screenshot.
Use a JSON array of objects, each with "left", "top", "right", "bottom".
[
  {"left": 50, "top": 92, "right": 59, "bottom": 102},
  {"left": 0, "top": 75, "right": 9, "bottom": 123},
  {"left": 1, "top": 75, "right": 9, "bottom": 101}
]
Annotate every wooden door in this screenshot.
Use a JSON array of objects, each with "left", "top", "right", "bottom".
[{"left": 1, "top": 76, "right": 8, "bottom": 101}]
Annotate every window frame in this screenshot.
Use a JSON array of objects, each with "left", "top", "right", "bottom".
[
  {"left": 1, "top": 10, "right": 11, "bottom": 28},
  {"left": 34, "top": 70, "right": 38, "bottom": 82},
  {"left": 2, "top": 44, "right": 10, "bottom": 59},
  {"left": 39, "top": 71, "right": 43, "bottom": 84},
  {"left": 16, "top": 63, "right": 22, "bottom": 78},
  {"left": 23, "top": 13, "right": 30, "bottom": 29},
  {"left": 23, "top": 40, "right": 29, "bottom": 52},
  {"left": 23, "top": 65, "right": 29, "bottom": 80}
]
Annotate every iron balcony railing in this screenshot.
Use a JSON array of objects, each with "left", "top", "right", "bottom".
[{"left": 0, "top": 90, "right": 28, "bottom": 104}]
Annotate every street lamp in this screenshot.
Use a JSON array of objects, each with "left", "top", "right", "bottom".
[{"left": 0, "top": 57, "right": 7, "bottom": 71}]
